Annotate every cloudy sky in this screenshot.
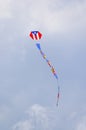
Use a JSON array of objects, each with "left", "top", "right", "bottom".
[{"left": 0, "top": 0, "right": 86, "bottom": 130}]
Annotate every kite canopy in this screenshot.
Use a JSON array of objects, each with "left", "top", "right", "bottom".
[{"left": 29, "top": 31, "right": 42, "bottom": 40}]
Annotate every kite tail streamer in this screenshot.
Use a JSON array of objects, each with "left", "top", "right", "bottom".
[
  {"left": 36, "top": 43, "right": 60, "bottom": 106},
  {"left": 56, "top": 83, "right": 60, "bottom": 106}
]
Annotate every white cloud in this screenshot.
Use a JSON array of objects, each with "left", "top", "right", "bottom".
[
  {"left": 0, "top": 0, "right": 86, "bottom": 34},
  {"left": 12, "top": 120, "right": 34, "bottom": 130},
  {"left": 0, "top": 0, "right": 12, "bottom": 18},
  {"left": 12, "top": 104, "right": 56, "bottom": 130},
  {"left": 40, "top": 0, "right": 86, "bottom": 33},
  {"left": 12, "top": 104, "right": 86, "bottom": 130},
  {"left": 76, "top": 116, "right": 86, "bottom": 130},
  {"left": 9, "top": 0, "right": 86, "bottom": 35}
]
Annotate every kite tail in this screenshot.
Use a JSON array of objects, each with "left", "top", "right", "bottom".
[
  {"left": 56, "top": 83, "right": 60, "bottom": 106},
  {"left": 36, "top": 43, "right": 60, "bottom": 106}
]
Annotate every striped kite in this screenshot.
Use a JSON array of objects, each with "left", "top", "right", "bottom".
[{"left": 29, "top": 31, "right": 60, "bottom": 106}]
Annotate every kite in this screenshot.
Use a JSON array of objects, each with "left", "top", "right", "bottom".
[{"left": 29, "top": 31, "right": 60, "bottom": 106}]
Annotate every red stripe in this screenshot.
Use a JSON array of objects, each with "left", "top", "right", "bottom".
[
  {"left": 29, "top": 32, "right": 34, "bottom": 40},
  {"left": 38, "top": 32, "right": 42, "bottom": 39}
]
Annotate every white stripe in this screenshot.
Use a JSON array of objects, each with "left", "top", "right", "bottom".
[
  {"left": 37, "top": 33, "right": 39, "bottom": 40},
  {"left": 32, "top": 33, "right": 36, "bottom": 40}
]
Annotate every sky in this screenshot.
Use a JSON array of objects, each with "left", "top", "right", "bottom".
[{"left": 0, "top": 0, "right": 86, "bottom": 130}]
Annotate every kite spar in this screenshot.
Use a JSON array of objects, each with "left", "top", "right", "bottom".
[{"left": 29, "top": 31, "right": 60, "bottom": 106}]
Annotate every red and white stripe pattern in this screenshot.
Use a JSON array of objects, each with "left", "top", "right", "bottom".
[{"left": 29, "top": 31, "right": 42, "bottom": 40}]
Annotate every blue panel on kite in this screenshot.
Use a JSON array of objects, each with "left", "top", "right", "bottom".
[{"left": 32, "top": 31, "right": 38, "bottom": 35}]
